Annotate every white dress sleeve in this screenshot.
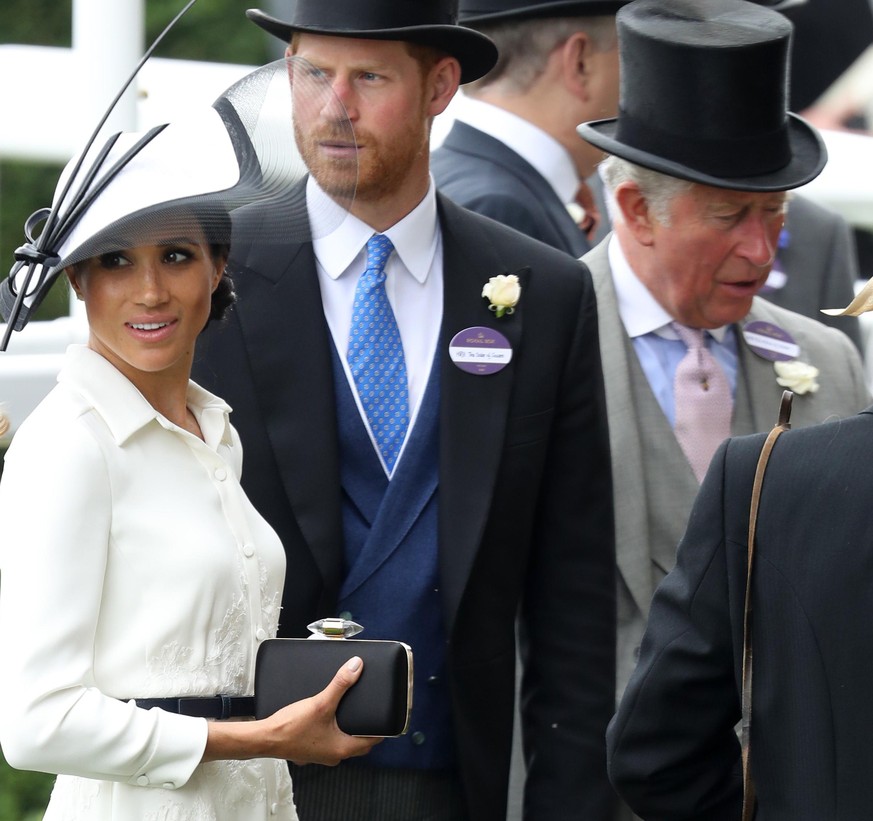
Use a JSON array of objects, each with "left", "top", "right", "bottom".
[{"left": 0, "top": 398, "right": 207, "bottom": 790}]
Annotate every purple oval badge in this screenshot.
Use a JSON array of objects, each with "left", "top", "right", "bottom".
[
  {"left": 449, "top": 326, "right": 513, "bottom": 375},
  {"left": 742, "top": 320, "right": 799, "bottom": 362}
]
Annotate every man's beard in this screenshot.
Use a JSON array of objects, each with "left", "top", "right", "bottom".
[
  {"left": 295, "top": 116, "right": 429, "bottom": 207},
  {"left": 294, "top": 120, "right": 358, "bottom": 205}
]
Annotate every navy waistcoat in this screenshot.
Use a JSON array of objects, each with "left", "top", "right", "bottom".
[{"left": 330, "top": 344, "right": 455, "bottom": 770}]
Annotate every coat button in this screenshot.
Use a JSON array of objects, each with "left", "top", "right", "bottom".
[
  {"left": 137, "top": 775, "right": 150, "bottom": 786},
  {"left": 411, "top": 731, "right": 426, "bottom": 746},
  {"left": 214, "top": 467, "right": 227, "bottom": 481}
]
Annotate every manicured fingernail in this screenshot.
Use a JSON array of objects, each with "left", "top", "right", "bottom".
[{"left": 346, "top": 656, "right": 362, "bottom": 672}]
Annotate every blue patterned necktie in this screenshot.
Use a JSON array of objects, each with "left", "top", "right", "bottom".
[{"left": 347, "top": 234, "right": 409, "bottom": 472}]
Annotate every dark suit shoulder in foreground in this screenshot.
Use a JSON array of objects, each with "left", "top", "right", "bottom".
[{"left": 609, "top": 408, "right": 873, "bottom": 820}]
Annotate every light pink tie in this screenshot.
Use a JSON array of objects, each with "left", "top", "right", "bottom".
[{"left": 672, "top": 322, "right": 733, "bottom": 483}]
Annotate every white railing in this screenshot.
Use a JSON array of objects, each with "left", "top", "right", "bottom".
[{"left": 3, "top": 0, "right": 873, "bottom": 442}]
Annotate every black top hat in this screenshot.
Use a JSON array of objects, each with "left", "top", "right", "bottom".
[
  {"left": 577, "top": 0, "right": 826, "bottom": 191},
  {"left": 459, "top": 0, "right": 630, "bottom": 24},
  {"left": 247, "top": 1, "right": 498, "bottom": 85}
]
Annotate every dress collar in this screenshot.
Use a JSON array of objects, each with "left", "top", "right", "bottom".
[{"left": 58, "top": 345, "right": 233, "bottom": 448}]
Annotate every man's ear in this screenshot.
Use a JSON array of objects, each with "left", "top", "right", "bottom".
[
  {"left": 614, "top": 182, "right": 657, "bottom": 246},
  {"left": 427, "top": 56, "right": 461, "bottom": 117},
  {"left": 561, "top": 31, "right": 593, "bottom": 100}
]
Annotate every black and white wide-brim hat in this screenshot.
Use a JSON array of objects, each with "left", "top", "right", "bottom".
[{"left": 1, "top": 57, "right": 355, "bottom": 337}]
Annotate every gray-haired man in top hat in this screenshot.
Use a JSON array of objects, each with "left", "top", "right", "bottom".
[
  {"left": 572, "top": 0, "right": 869, "bottom": 800},
  {"left": 431, "top": 0, "right": 629, "bottom": 257},
  {"left": 602, "top": 4, "right": 873, "bottom": 815},
  {"left": 193, "top": 1, "right": 616, "bottom": 820}
]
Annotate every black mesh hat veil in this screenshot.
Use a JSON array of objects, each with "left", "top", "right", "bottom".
[{"left": 0, "top": 40, "right": 356, "bottom": 349}]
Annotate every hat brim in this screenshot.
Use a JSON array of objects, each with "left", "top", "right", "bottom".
[
  {"left": 577, "top": 113, "right": 827, "bottom": 192},
  {"left": 0, "top": 58, "right": 354, "bottom": 334},
  {"left": 460, "top": 1, "right": 629, "bottom": 24},
  {"left": 247, "top": 10, "right": 498, "bottom": 85},
  {"left": 763, "top": 0, "right": 808, "bottom": 9}
]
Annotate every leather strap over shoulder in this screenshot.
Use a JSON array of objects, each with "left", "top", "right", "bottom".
[{"left": 741, "top": 389, "right": 793, "bottom": 821}]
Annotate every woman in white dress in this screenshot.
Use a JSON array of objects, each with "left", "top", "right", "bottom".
[{"left": 0, "top": 75, "right": 378, "bottom": 819}]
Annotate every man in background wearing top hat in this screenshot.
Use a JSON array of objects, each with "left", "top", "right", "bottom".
[
  {"left": 431, "top": 0, "right": 628, "bottom": 257},
  {"left": 572, "top": 0, "right": 868, "bottom": 808},
  {"left": 604, "top": 6, "right": 873, "bottom": 815},
  {"left": 193, "top": 1, "right": 616, "bottom": 820}
]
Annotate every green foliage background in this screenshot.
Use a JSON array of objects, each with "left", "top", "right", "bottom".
[{"left": 0, "top": 2, "right": 275, "bottom": 816}]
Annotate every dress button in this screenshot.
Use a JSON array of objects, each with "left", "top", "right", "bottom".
[
  {"left": 162, "top": 782, "right": 175, "bottom": 789},
  {"left": 136, "top": 774, "right": 150, "bottom": 786},
  {"left": 256, "top": 628, "right": 268, "bottom": 642},
  {"left": 427, "top": 675, "right": 438, "bottom": 684},
  {"left": 214, "top": 467, "right": 227, "bottom": 481},
  {"left": 339, "top": 610, "right": 353, "bottom": 621},
  {"left": 411, "top": 731, "right": 426, "bottom": 746},
  {"left": 242, "top": 543, "right": 255, "bottom": 557}
]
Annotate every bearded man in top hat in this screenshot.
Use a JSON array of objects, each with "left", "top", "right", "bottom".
[
  {"left": 573, "top": 0, "right": 870, "bottom": 817},
  {"left": 574, "top": 0, "right": 869, "bottom": 746},
  {"left": 431, "top": 0, "right": 629, "bottom": 257},
  {"left": 193, "top": 2, "right": 617, "bottom": 820}
]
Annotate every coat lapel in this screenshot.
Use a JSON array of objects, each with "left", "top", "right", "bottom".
[
  {"left": 436, "top": 196, "right": 521, "bottom": 631},
  {"left": 584, "top": 239, "right": 656, "bottom": 615},
  {"left": 232, "top": 236, "right": 344, "bottom": 589},
  {"left": 734, "top": 299, "right": 794, "bottom": 435}
]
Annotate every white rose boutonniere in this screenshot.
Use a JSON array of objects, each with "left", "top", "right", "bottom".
[
  {"left": 482, "top": 274, "right": 521, "bottom": 318},
  {"left": 774, "top": 360, "right": 820, "bottom": 395}
]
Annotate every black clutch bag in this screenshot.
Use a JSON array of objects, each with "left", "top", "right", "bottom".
[{"left": 254, "top": 619, "right": 413, "bottom": 737}]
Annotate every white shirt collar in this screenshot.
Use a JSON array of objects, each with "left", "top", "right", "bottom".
[
  {"left": 58, "top": 345, "right": 233, "bottom": 448},
  {"left": 453, "top": 95, "right": 580, "bottom": 205},
  {"left": 309, "top": 176, "right": 439, "bottom": 283},
  {"left": 608, "top": 235, "right": 729, "bottom": 343}
]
